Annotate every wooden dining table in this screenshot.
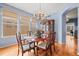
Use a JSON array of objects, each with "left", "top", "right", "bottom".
[{"left": 23, "top": 36, "right": 48, "bottom": 42}]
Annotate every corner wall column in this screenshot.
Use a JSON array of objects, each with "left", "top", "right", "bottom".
[
  {"left": 17, "top": 15, "right": 21, "bottom": 34},
  {"left": 77, "top": 7, "right": 79, "bottom": 55},
  {"left": 0, "top": 6, "right": 3, "bottom": 38}
]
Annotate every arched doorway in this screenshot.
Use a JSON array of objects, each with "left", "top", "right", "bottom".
[{"left": 61, "top": 6, "right": 78, "bottom": 55}]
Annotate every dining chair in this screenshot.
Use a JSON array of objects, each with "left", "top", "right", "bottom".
[
  {"left": 51, "top": 32, "right": 56, "bottom": 52},
  {"left": 36, "top": 38, "right": 52, "bottom": 56},
  {"left": 16, "top": 32, "right": 35, "bottom": 56}
]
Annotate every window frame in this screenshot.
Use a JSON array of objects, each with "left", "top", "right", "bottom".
[
  {"left": 20, "top": 16, "right": 30, "bottom": 35},
  {"left": 2, "top": 8, "right": 17, "bottom": 37}
]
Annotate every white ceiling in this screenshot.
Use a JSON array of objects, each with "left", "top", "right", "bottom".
[{"left": 7, "top": 3, "right": 67, "bottom": 16}]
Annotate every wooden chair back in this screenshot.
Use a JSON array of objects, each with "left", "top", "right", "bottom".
[
  {"left": 16, "top": 32, "right": 23, "bottom": 51},
  {"left": 46, "top": 32, "right": 56, "bottom": 48},
  {"left": 46, "top": 38, "right": 51, "bottom": 48}
]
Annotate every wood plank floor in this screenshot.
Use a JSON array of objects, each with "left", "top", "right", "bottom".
[{"left": 0, "top": 35, "right": 78, "bottom": 56}]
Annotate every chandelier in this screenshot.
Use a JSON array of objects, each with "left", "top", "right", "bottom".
[
  {"left": 34, "top": 9, "right": 45, "bottom": 20},
  {"left": 33, "top": 3, "right": 46, "bottom": 24}
]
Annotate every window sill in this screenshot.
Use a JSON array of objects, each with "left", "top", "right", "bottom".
[{"left": 1, "top": 35, "right": 16, "bottom": 38}]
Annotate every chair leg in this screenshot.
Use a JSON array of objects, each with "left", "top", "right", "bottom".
[
  {"left": 53, "top": 43, "right": 55, "bottom": 52},
  {"left": 37, "top": 47, "right": 38, "bottom": 56},
  {"left": 45, "top": 50, "right": 48, "bottom": 56},
  {"left": 22, "top": 52, "right": 23, "bottom": 56},
  {"left": 22, "top": 50, "right": 24, "bottom": 56},
  {"left": 34, "top": 48, "right": 35, "bottom": 55},
  {"left": 17, "top": 48, "right": 19, "bottom": 56},
  {"left": 50, "top": 46, "right": 52, "bottom": 55},
  {"left": 52, "top": 43, "right": 55, "bottom": 56}
]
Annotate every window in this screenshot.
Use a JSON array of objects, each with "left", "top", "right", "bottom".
[
  {"left": 3, "top": 8, "right": 17, "bottom": 37},
  {"left": 21, "top": 16, "right": 30, "bottom": 34}
]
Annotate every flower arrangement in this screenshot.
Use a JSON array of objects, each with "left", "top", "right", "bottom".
[{"left": 34, "top": 30, "right": 42, "bottom": 38}]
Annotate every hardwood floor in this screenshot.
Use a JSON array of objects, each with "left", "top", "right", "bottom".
[{"left": 0, "top": 35, "right": 77, "bottom": 56}]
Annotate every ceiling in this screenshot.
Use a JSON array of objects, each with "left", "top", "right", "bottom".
[
  {"left": 66, "top": 8, "right": 77, "bottom": 19},
  {"left": 7, "top": 3, "right": 67, "bottom": 16}
]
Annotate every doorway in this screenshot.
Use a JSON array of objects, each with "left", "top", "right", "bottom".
[{"left": 65, "top": 8, "right": 78, "bottom": 54}]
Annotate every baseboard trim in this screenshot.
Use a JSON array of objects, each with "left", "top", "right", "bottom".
[
  {"left": 0, "top": 43, "right": 17, "bottom": 48},
  {"left": 58, "top": 41, "right": 66, "bottom": 45}
]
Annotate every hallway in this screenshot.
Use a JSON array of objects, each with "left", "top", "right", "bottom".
[{"left": 66, "top": 35, "right": 77, "bottom": 55}]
